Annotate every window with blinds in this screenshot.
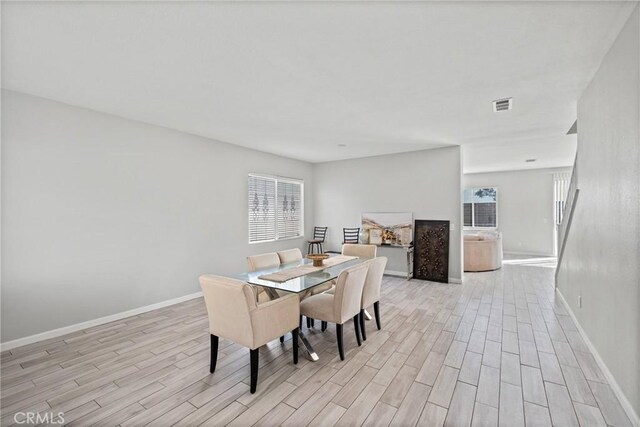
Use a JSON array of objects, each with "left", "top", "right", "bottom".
[
  {"left": 248, "top": 174, "right": 304, "bottom": 243},
  {"left": 463, "top": 187, "right": 498, "bottom": 228}
]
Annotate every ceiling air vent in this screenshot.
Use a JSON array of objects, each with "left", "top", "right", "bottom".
[{"left": 493, "top": 98, "right": 512, "bottom": 112}]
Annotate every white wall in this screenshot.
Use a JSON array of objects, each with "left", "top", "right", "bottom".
[
  {"left": 313, "top": 147, "right": 463, "bottom": 281},
  {"left": 557, "top": 5, "right": 639, "bottom": 421},
  {"left": 1, "top": 90, "right": 314, "bottom": 343},
  {"left": 464, "top": 167, "right": 571, "bottom": 256}
]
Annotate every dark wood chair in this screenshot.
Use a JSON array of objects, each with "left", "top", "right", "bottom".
[
  {"left": 343, "top": 227, "right": 360, "bottom": 244},
  {"left": 307, "top": 226, "right": 328, "bottom": 254}
]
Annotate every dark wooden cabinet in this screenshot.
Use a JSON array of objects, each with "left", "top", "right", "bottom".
[{"left": 413, "top": 220, "right": 450, "bottom": 283}]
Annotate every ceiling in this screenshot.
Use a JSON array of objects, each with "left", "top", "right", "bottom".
[
  {"left": 1, "top": 2, "right": 635, "bottom": 170},
  {"left": 463, "top": 134, "right": 577, "bottom": 174}
]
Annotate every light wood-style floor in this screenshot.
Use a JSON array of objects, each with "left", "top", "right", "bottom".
[{"left": 1, "top": 260, "right": 633, "bottom": 427}]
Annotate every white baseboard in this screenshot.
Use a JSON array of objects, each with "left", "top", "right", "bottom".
[
  {"left": 385, "top": 269, "right": 462, "bottom": 284},
  {"left": 503, "top": 250, "right": 556, "bottom": 257},
  {"left": 0, "top": 291, "right": 204, "bottom": 352},
  {"left": 556, "top": 288, "right": 640, "bottom": 427},
  {"left": 384, "top": 269, "right": 410, "bottom": 278}
]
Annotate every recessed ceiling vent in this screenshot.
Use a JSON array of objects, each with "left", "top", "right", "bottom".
[{"left": 493, "top": 98, "right": 512, "bottom": 112}]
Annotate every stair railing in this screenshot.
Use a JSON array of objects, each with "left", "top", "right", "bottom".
[{"left": 555, "top": 157, "right": 579, "bottom": 286}]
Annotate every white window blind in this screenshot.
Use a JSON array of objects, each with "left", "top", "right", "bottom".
[
  {"left": 248, "top": 174, "right": 303, "bottom": 243},
  {"left": 277, "top": 180, "right": 303, "bottom": 239}
]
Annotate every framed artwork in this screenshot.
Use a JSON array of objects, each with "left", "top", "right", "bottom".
[
  {"left": 413, "top": 220, "right": 449, "bottom": 283},
  {"left": 361, "top": 212, "right": 413, "bottom": 246}
]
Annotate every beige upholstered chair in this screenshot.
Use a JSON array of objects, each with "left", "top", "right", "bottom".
[
  {"left": 464, "top": 232, "right": 503, "bottom": 272},
  {"left": 300, "top": 263, "right": 369, "bottom": 360},
  {"left": 199, "top": 275, "right": 299, "bottom": 393},
  {"left": 246, "top": 252, "right": 293, "bottom": 343},
  {"left": 358, "top": 257, "right": 387, "bottom": 341},
  {"left": 310, "top": 244, "right": 377, "bottom": 305},
  {"left": 247, "top": 252, "right": 281, "bottom": 272},
  {"left": 305, "top": 245, "right": 371, "bottom": 331},
  {"left": 247, "top": 252, "right": 281, "bottom": 303},
  {"left": 342, "top": 243, "right": 377, "bottom": 259},
  {"left": 315, "top": 244, "right": 378, "bottom": 312},
  {"left": 277, "top": 248, "right": 303, "bottom": 264}
]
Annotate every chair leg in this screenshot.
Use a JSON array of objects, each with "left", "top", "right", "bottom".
[
  {"left": 300, "top": 315, "right": 303, "bottom": 330},
  {"left": 353, "top": 314, "right": 362, "bottom": 346},
  {"left": 210, "top": 334, "right": 219, "bottom": 373},
  {"left": 306, "top": 317, "right": 311, "bottom": 328},
  {"left": 280, "top": 336, "right": 285, "bottom": 343},
  {"left": 250, "top": 349, "right": 259, "bottom": 394},
  {"left": 308, "top": 243, "right": 312, "bottom": 254},
  {"left": 319, "top": 243, "right": 324, "bottom": 253},
  {"left": 374, "top": 301, "right": 381, "bottom": 330},
  {"left": 310, "top": 319, "right": 315, "bottom": 327},
  {"left": 321, "top": 321, "right": 327, "bottom": 332},
  {"left": 360, "top": 309, "right": 367, "bottom": 341},
  {"left": 336, "top": 324, "right": 345, "bottom": 361},
  {"left": 292, "top": 328, "right": 299, "bottom": 364}
]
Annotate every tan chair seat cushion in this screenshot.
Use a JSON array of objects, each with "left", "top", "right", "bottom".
[
  {"left": 300, "top": 293, "right": 337, "bottom": 323},
  {"left": 311, "top": 281, "right": 334, "bottom": 295}
]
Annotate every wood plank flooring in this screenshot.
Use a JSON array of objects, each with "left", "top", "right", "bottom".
[{"left": 1, "top": 258, "right": 633, "bottom": 426}]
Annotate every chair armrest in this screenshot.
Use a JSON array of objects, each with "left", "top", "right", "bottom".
[{"left": 250, "top": 293, "right": 300, "bottom": 349}]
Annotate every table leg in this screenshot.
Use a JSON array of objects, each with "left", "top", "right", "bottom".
[
  {"left": 406, "top": 247, "right": 414, "bottom": 280},
  {"left": 262, "top": 287, "right": 320, "bottom": 362},
  {"left": 298, "top": 331, "right": 320, "bottom": 362}
]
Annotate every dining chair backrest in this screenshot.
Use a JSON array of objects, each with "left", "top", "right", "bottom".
[
  {"left": 277, "top": 248, "right": 303, "bottom": 264},
  {"left": 342, "top": 243, "right": 377, "bottom": 260},
  {"left": 247, "top": 252, "right": 280, "bottom": 272},
  {"left": 333, "top": 263, "right": 369, "bottom": 324},
  {"left": 343, "top": 227, "right": 361, "bottom": 244},
  {"left": 313, "top": 227, "right": 328, "bottom": 241},
  {"left": 199, "top": 275, "right": 257, "bottom": 348},
  {"left": 362, "top": 257, "right": 387, "bottom": 308}
]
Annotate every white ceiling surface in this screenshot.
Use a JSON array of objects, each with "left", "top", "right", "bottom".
[
  {"left": 2, "top": 2, "right": 635, "bottom": 168},
  {"left": 463, "top": 134, "right": 577, "bottom": 174}
]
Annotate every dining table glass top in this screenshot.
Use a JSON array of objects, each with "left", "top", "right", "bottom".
[{"left": 235, "top": 253, "right": 365, "bottom": 294}]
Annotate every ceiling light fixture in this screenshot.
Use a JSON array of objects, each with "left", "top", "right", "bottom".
[
  {"left": 492, "top": 98, "right": 512, "bottom": 112},
  {"left": 337, "top": 144, "right": 347, "bottom": 147},
  {"left": 525, "top": 158, "right": 537, "bottom": 163}
]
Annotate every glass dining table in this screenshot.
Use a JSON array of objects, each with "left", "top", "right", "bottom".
[{"left": 235, "top": 254, "right": 366, "bottom": 362}]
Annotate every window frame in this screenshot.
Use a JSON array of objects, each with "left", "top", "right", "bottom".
[
  {"left": 463, "top": 186, "right": 499, "bottom": 230},
  {"left": 248, "top": 173, "right": 305, "bottom": 244}
]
